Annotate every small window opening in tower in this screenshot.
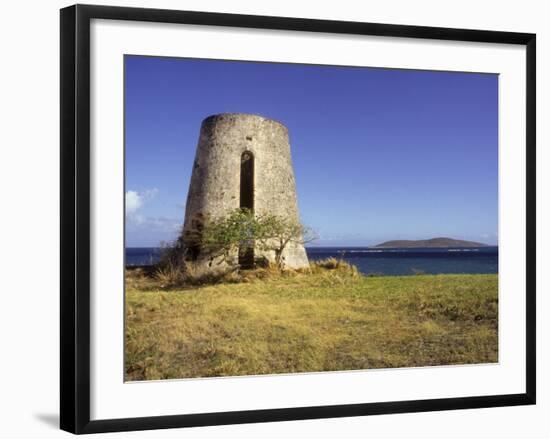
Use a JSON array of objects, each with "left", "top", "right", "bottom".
[{"left": 239, "top": 151, "right": 254, "bottom": 268}]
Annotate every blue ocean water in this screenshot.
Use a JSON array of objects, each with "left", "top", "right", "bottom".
[{"left": 126, "top": 246, "right": 498, "bottom": 276}]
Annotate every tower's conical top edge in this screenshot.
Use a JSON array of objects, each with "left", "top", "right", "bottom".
[{"left": 201, "top": 113, "right": 288, "bottom": 131}]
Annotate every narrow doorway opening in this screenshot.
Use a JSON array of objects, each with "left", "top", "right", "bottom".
[{"left": 239, "top": 151, "right": 254, "bottom": 268}]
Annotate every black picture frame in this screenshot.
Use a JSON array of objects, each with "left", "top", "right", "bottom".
[{"left": 60, "top": 4, "right": 536, "bottom": 434}]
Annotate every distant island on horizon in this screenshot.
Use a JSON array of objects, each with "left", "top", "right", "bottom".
[{"left": 374, "top": 237, "right": 491, "bottom": 249}]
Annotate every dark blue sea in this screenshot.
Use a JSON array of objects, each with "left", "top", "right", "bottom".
[{"left": 126, "top": 246, "right": 498, "bottom": 276}]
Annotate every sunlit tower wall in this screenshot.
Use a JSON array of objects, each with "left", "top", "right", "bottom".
[{"left": 182, "top": 113, "right": 309, "bottom": 274}]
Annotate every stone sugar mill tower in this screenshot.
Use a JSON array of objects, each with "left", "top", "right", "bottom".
[{"left": 182, "top": 113, "right": 309, "bottom": 274}]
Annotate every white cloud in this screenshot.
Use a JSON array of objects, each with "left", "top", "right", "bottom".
[
  {"left": 125, "top": 191, "right": 142, "bottom": 215},
  {"left": 145, "top": 216, "right": 182, "bottom": 232},
  {"left": 125, "top": 188, "right": 181, "bottom": 234},
  {"left": 125, "top": 188, "right": 158, "bottom": 217}
]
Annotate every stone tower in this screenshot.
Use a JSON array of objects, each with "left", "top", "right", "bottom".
[{"left": 182, "top": 113, "right": 309, "bottom": 273}]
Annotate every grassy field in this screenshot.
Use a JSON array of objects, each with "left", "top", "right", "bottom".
[{"left": 125, "top": 262, "right": 498, "bottom": 381}]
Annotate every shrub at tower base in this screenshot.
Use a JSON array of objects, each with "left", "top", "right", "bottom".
[
  {"left": 124, "top": 261, "right": 498, "bottom": 381},
  {"left": 156, "top": 208, "right": 317, "bottom": 284}
]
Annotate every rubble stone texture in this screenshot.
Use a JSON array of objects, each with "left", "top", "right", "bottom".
[{"left": 182, "top": 113, "right": 309, "bottom": 273}]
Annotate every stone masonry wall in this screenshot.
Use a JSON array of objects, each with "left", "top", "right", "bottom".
[{"left": 182, "top": 113, "right": 309, "bottom": 272}]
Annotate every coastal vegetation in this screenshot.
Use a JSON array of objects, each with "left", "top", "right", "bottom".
[
  {"left": 125, "top": 259, "right": 498, "bottom": 381},
  {"left": 157, "top": 208, "right": 316, "bottom": 282}
]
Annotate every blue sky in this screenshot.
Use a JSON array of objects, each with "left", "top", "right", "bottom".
[{"left": 125, "top": 55, "right": 498, "bottom": 247}]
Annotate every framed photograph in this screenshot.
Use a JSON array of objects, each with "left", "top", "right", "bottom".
[{"left": 60, "top": 4, "right": 536, "bottom": 434}]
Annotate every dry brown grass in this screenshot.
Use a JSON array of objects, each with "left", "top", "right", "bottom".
[{"left": 125, "top": 261, "right": 498, "bottom": 381}]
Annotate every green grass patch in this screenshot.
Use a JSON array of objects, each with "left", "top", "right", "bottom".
[{"left": 125, "top": 264, "right": 498, "bottom": 381}]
